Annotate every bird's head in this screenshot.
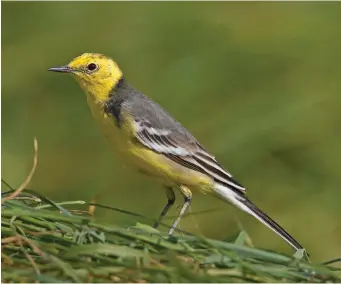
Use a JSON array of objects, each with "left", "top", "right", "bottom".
[{"left": 48, "top": 53, "right": 123, "bottom": 102}]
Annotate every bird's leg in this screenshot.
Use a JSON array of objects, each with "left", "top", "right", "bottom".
[
  {"left": 168, "top": 185, "right": 192, "bottom": 235},
  {"left": 153, "top": 187, "right": 175, "bottom": 229}
]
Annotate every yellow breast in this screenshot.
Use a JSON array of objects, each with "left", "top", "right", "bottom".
[{"left": 87, "top": 94, "right": 132, "bottom": 153}]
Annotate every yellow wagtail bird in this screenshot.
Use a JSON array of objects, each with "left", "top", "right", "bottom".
[{"left": 48, "top": 53, "right": 307, "bottom": 253}]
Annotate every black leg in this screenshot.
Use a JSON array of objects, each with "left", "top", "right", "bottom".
[
  {"left": 153, "top": 187, "right": 175, "bottom": 229},
  {"left": 168, "top": 186, "right": 192, "bottom": 235}
]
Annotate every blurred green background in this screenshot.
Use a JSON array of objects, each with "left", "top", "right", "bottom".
[{"left": 2, "top": 2, "right": 341, "bottom": 262}]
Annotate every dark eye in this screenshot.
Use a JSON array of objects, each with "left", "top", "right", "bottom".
[{"left": 87, "top": 63, "right": 97, "bottom": 71}]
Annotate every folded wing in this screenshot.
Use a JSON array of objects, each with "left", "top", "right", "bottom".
[{"left": 134, "top": 119, "right": 246, "bottom": 194}]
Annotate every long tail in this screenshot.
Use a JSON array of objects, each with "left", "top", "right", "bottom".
[{"left": 214, "top": 183, "right": 306, "bottom": 254}]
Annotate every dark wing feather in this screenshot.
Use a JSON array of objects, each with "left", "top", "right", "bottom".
[{"left": 134, "top": 119, "right": 246, "bottom": 194}]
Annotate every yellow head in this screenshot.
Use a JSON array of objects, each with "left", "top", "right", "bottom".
[{"left": 48, "top": 53, "right": 123, "bottom": 102}]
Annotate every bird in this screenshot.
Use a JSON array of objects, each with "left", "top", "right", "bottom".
[{"left": 48, "top": 53, "right": 307, "bottom": 254}]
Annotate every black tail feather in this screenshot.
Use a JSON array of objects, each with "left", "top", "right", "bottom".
[{"left": 241, "top": 197, "right": 308, "bottom": 256}]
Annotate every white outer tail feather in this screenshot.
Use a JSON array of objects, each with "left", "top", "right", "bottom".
[{"left": 214, "top": 183, "right": 304, "bottom": 252}]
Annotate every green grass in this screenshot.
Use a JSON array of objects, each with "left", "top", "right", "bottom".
[{"left": 2, "top": 188, "right": 340, "bottom": 283}]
